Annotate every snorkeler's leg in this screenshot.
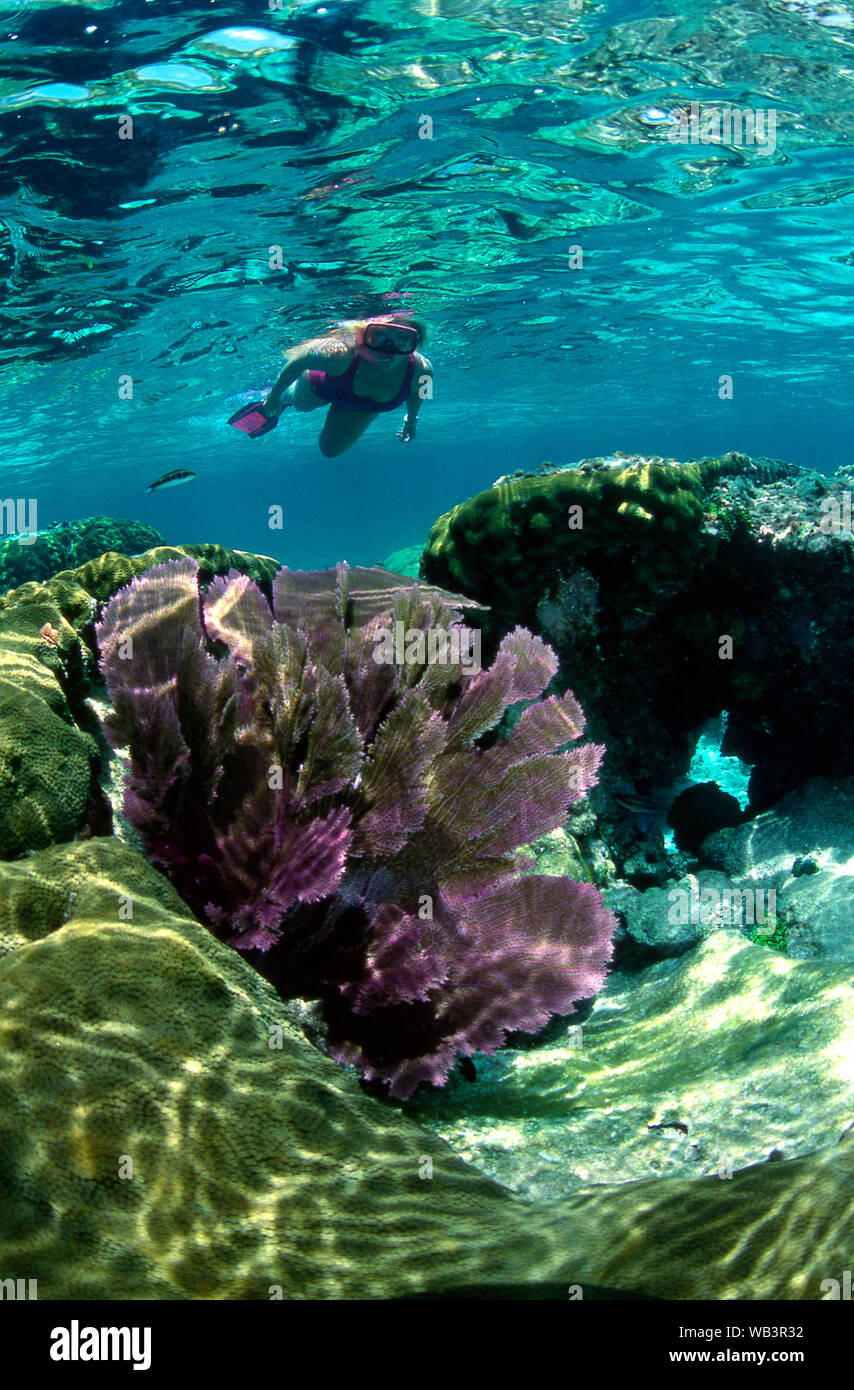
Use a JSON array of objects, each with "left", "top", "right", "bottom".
[{"left": 318, "top": 406, "right": 377, "bottom": 457}]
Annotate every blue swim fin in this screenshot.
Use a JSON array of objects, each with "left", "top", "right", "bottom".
[{"left": 228, "top": 401, "right": 278, "bottom": 438}]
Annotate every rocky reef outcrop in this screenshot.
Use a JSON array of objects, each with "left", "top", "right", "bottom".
[{"left": 422, "top": 451, "right": 854, "bottom": 842}]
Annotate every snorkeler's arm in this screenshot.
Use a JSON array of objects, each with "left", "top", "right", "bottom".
[
  {"left": 264, "top": 342, "right": 349, "bottom": 415},
  {"left": 263, "top": 353, "right": 312, "bottom": 415},
  {"left": 399, "top": 355, "right": 433, "bottom": 440}
]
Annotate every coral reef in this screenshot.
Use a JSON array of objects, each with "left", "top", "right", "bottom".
[
  {"left": 0, "top": 542, "right": 852, "bottom": 1301},
  {"left": 0, "top": 838, "right": 579, "bottom": 1299},
  {"left": 0, "top": 542, "right": 284, "bottom": 859},
  {"left": 422, "top": 452, "right": 854, "bottom": 846},
  {"left": 421, "top": 454, "right": 709, "bottom": 615},
  {"left": 59, "top": 540, "right": 281, "bottom": 605},
  {"left": 0, "top": 541, "right": 281, "bottom": 622},
  {"left": 0, "top": 516, "right": 164, "bottom": 591},
  {"left": 0, "top": 838, "right": 852, "bottom": 1300},
  {"left": 95, "top": 558, "right": 615, "bottom": 1098}
]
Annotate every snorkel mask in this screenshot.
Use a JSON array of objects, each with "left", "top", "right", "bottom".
[{"left": 359, "top": 319, "right": 419, "bottom": 358}]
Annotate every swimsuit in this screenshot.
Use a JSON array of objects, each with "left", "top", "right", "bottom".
[{"left": 307, "top": 353, "right": 416, "bottom": 412}]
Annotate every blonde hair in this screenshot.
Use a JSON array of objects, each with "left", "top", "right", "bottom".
[{"left": 284, "top": 312, "right": 428, "bottom": 364}]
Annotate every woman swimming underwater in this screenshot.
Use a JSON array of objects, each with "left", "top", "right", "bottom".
[{"left": 229, "top": 313, "right": 433, "bottom": 457}]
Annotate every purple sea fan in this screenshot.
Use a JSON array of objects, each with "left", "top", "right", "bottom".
[{"left": 96, "top": 559, "right": 616, "bottom": 1098}]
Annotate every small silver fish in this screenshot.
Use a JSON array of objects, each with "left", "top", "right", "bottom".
[{"left": 147, "top": 469, "right": 196, "bottom": 493}]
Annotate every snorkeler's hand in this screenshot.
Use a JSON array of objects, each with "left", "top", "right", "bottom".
[{"left": 398, "top": 418, "right": 416, "bottom": 442}]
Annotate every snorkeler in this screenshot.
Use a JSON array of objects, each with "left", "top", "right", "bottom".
[{"left": 229, "top": 313, "right": 432, "bottom": 457}]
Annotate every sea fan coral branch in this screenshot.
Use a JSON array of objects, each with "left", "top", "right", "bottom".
[{"left": 98, "top": 561, "right": 616, "bottom": 1096}]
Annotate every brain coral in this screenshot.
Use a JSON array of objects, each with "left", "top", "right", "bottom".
[
  {"left": 0, "top": 516, "right": 165, "bottom": 592},
  {"left": 0, "top": 839, "right": 584, "bottom": 1300},
  {"left": 421, "top": 456, "right": 708, "bottom": 610},
  {"left": 0, "top": 589, "right": 98, "bottom": 857}
]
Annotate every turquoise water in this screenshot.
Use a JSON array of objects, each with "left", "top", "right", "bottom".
[
  {"left": 689, "top": 714, "right": 752, "bottom": 809},
  {"left": 2, "top": 0, "right": 853, "bottom": 565}
]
